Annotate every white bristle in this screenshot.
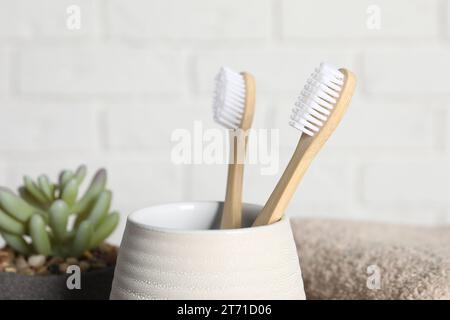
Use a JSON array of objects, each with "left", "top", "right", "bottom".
[
  {"left": 289, "top": 63, "right": 345, "bottom": 136},
  {"left": 213, "top": 67, "right": 246, "bottom": 129}
]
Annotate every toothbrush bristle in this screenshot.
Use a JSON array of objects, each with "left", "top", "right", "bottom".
[
  {"left": 289, "top": 63, "right": 345, "bottom": 136},
  {"left": 213, "top": 67, "right": 246, "bottom": 129}
]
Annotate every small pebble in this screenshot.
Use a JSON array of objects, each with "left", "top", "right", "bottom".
[
  {"left": 79, "top": 261, "right": 90, "bottom": 272},
  {"left": 15, "top": 256, "right": 28, "bottom": 270},
  {"left": 48, "top": 257, "right": 63, "bottom": 265},
  {"left": 0, "top": 250, "right": 13, "bottom": 268},
  {"left": 5, "top": 267, "right": 16, "bottom": 273},
  {"left": 28, "top": 255, "right": 46, "bottom": 268},
  {"left": 91, "top": 261, "right": 106, "bottom": 269},
  {"left": 23, "top": 268, "right": 35, "bottom": 276},
  {"left": 66, "top": 257, "right": 78, "bottom": 265},
  {"left": 4, "top": 247, "right": 16, "bottom": 257},
  {"left": 48, "top": 264, "right": 60, "bottom": 274},
  {"left": 0, "top": 251, "right": 9, "bottom": 260},
  {"left": 36, "top": 266, "right": 48, "bottom": 275},
  {"left": 1, "top": 243, "right": 118, "bottom": 275},
  {"left": 105, "top": 252, "right": 117, "bottom": 265},
  {"left": 82, "top": 251, "right": 93, "bottom": 260},
  {"left": 59, "top": 263, "right": 69, "bottom": 273},
  {"left": 98, "top": 243, "right": 111, "bottom": 252}
]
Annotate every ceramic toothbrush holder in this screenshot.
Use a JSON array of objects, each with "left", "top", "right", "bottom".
[{"left": 110, "top": 201, "right": 306, "bottom": 300}]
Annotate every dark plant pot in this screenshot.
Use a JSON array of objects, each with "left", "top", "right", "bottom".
[{"left": 0, "top": 266, "right": 115, "bottom": 300}]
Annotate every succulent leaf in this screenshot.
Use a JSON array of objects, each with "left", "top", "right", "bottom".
[
  {"left": 24, "top": 176, "right": 48, "bottom": 205},
  {"left": 1, "top": 166, "right": 119, "bottom": 258},
  {"left": 86, "top": 190, "right": 111, "bottom": 228},
  {"left": 29, "top": 214, "right": 52, "bottom": 256},
  {"left": 59, "top": 170, "right": 75, "bottom": 190},
  {"left": 90, "top": 211, "right": 119, "bottom": 249},
  {"left": 38, "top": 174, "right": 54, "bottom": 202},
  {"left": 18, "top": 186, "right": 45, "bottom": 209},
  {"left": 0, "top": 187, "right": 16, "bottom": 195},
  {"left": 74, "top": 165, "right": 87, "bottom": 186},
  {"left": 71, "top": 220, "right": 93, "bottom": 257},
  {"left": 0, "top": 189, "right": 35, "bottom": 222},
  {"left": 61, "top": 179, "right": 78, "bottom": 207},
  {"left": 72, "top": 169, "right": 107, "bottom": 214},
  {"left": 0, "top": 208, "right": 26, "bottom": 235},
  {"left": 35, "top": 209, "right": 49, "bottom": 224},
  {"left": 1, "top": 232, "right": 31, "bottom": 255},
  {"left": 74, "top": 209, "right": 89, "bottom": 228},
  {"left": 48, "top": 200, "right": 70, "bottom": 243}
]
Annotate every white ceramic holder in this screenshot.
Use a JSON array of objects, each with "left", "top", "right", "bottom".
[{"left": 110, "top": 201, "right": 306, "bottom": 300}]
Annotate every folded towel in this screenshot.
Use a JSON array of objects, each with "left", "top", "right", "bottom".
[{"left": 290, "top": 218, "right": 450, "bottom": 300}]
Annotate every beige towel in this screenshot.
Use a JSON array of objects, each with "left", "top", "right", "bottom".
[{"left": 290, "top": 218, "right": 450, "bottom": 300}]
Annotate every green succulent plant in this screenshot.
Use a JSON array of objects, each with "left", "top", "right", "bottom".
[{"left": 0, "top": 165, "right": 120, "bottom": 258}]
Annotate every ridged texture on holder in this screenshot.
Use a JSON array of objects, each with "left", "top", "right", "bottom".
[{"left": 110, "top": 219, "right": 305, "bottom": 300}]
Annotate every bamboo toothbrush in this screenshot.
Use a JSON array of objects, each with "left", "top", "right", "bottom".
[
  {"left": 253, "top": 63, "right": 356, "bottom": 226},
  {"left": 213, "top": 67, "right": 255, "bottom": 229}
]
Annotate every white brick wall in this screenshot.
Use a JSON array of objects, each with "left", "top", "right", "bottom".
[
  {"left": 364, "top": 49, "right": 450, "bottom": 95},
  {"left": 243, "top": 154, "right": 354, "bottom": 211},
  {"left": 0, "top": 49, "right": 8, "bottom": 93},
  {"left": 18, "top": 47, "right": 184, "bottom": 95},
  {"left": 272, "top": 95, "right": 437, "bottom": 149},
  {"left": 281, "top": 0, "right": 439, "bottom": 39},
  {"left": 0, "top": 162, "right": 6, "bottom": 187},
  {"left": 0, "top": 0, "right": 449, "bottom": 245},
  {"left": 0, "top": 103, "right": 97, "bottom": 151},
  {"left": 363, "top": 158, "right": 450, "bottom": 206},
  {"left": 107, "top": 0, "right": 270, "bottom": 40},
  {"left": 446, "top": 110, "right": 450, "bottom": 148},
  {"left": 105, "top": 103, "right": 212, "bottom": 149},
  {"left": 0, "top": 0, "right": 100, "bottom": 38}
]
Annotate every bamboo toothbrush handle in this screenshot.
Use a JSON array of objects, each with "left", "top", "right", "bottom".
[
  {"left": 220, "top": 72, "right": 255, "bottom": 229},
  {"left": 221, "top": 133, "right": 248, "bottom": 229},
  {"left": 252, "top": 68, "right": 356, "bottom": 227},
  {"left": 252, "top": 135, "right": 315, "bottom": 226}
]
